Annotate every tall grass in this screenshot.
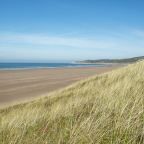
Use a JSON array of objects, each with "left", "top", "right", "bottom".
[{"left": 0, "top": 61, "right": 144, "bottom": 144}]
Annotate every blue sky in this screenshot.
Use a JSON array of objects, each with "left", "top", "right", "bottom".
[{"left": 0, "top": 0, "right": 144, "bottom": 62}]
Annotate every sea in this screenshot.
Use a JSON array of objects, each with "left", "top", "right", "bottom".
[{"left": 0, "top": 63, "right": 108, "bottom": 70}]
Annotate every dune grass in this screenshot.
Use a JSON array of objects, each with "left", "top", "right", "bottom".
[{"left": 0, "top": 61, "right": 144, "bottom": 144}]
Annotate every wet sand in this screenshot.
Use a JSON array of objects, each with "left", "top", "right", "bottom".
[{"left": 0, "top": 66, "right": 121, "bottom": 106}]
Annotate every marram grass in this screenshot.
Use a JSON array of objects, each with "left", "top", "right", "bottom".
[{"left": 0, "top": 61, "right": 144, "bottom": 144}]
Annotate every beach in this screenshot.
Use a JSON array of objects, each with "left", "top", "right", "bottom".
[{"left": 0, "top": 66, "right": 120, "bottom": 107}]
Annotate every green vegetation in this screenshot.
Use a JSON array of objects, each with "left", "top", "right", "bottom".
[
  {"left": 0, "top": 61, "right": 144, "bottom": 144},
  {"left": 77, "top": 56, "right": 144, "bottom": 64}
]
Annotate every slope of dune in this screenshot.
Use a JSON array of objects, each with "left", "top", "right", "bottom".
[{"left": 0, "top": 61, "right": 144, "bottom": 144}]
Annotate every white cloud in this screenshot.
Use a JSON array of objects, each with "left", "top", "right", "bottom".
[
  {"left": 133, "top": 30, "right": 144, "bottom": 38},
  {"left": 0, "top": 31, "right": 144, "bottom": 61},
  {"left": 0, "top": 33, "right": 116, "bottom": 49}
]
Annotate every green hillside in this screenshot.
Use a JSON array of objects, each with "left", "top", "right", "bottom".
[
  {"left": 78, "top": 56, "right": 144, "bottom": 64},
  {"left": 0, "top": 61, "right": 144, "bottom": 144}
]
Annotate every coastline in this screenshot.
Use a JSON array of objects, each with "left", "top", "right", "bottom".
[
  {"left": 75, "top": 62, "right": 129, "bottom": 65},
  {"left": 0, "top": 65, "right": 122, "bottom": 108},
  {"left": 0, "top": 62, "right": 108, "bottom": 71}
]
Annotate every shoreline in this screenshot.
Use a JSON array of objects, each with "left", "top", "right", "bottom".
[
  {"left": 75, "top": 62, "right": 129, "bottom": 65},
  {"left": 0, "top": 65, "right": 122, "bottom": 108},
  {"left": 0, "top": 62, "right": 117, "bottom": 71},
  {"left": 0, "top": 65, "right": 110, "bottom": 71}
]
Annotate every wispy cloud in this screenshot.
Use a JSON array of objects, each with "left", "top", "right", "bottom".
[
  {"left": 0, "top": 33, "right": 116, "bottom": 49},
  {"left": 133, "top": 30, "right": 144, "bottom": 38},
  {"left": 0, "top": 30, "right": 144, "bottom": 61}
]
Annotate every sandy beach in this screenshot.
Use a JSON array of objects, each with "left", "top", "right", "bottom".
[{"left": 0, "top": 66, "right": 121, "bottom": 107}]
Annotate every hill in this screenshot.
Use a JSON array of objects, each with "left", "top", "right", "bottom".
[
  {"left": 77, "top": 56, "right": 144, "bottom": 64},
  {"left": 0, "top": 61, "right": 144, "bottom": 144}
]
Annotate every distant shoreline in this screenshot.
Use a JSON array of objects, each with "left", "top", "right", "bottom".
[
  {"left": 0, "top": 62, "right": 113, "bottom": 71},
  {"left": 76, "top": 56, "right": 144, "bottom": 64},
  {"left": 75, "top": 62, "right": 128, "bottom": 65},
  {"left": 72, "top": 61, "right": 115, "bottom": 64}
]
